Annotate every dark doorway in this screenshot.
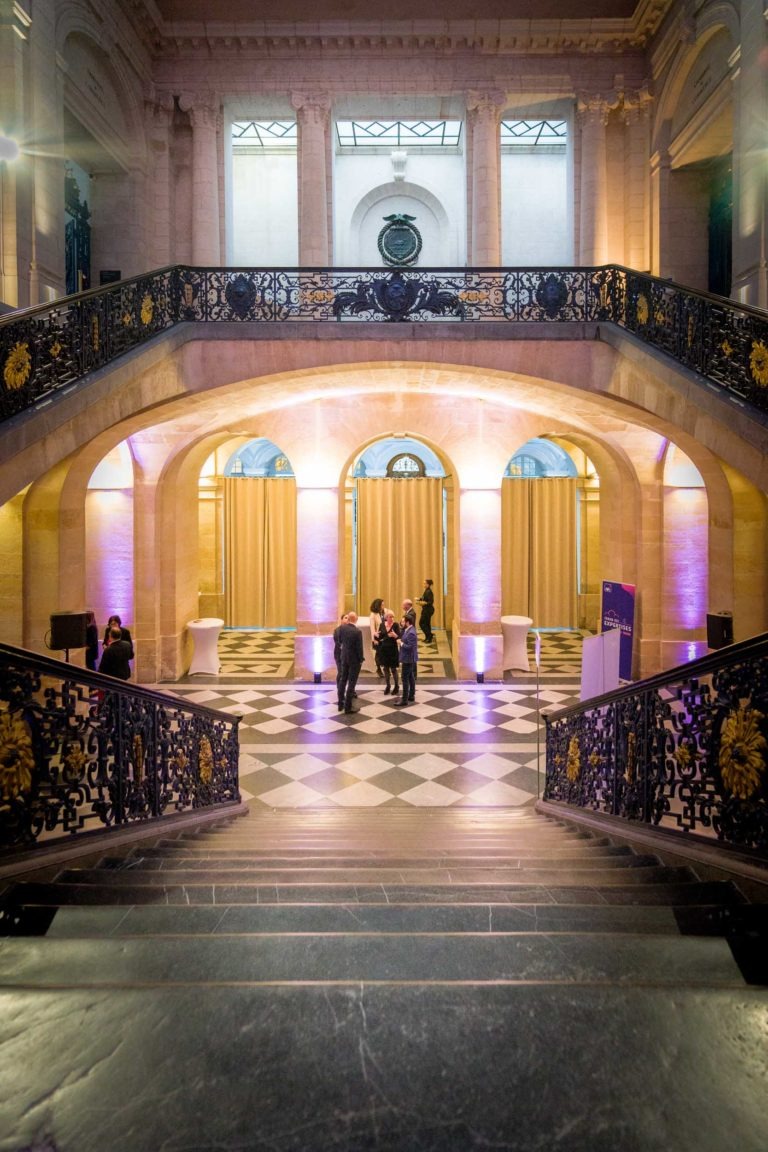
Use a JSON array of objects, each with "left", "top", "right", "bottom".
[{"left": 708, "top": 157, "right": 732, "bottom": 298}]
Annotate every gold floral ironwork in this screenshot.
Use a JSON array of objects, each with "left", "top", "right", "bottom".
[
  {"left": 636, "top": 294, "right": 649, "bottom": 325},
  {"left": 63, "top": 742, "right": 87, "bottom": 781},
  {"left": 3, "top": 342, "right": 32, "bottom": 391},
  {"left": 721, "top": 338, "right": 733, "bottom": 358},
  {"left": 122, "top": 311, "right": 133, "bottom": 327},
  {"left": 140, "top": 295, "right": 154, "bottom": 325},
  {"left": 623, "top": 731, "right": 636, "bottom": 784},
  {"left": 49, "top": 340, "right": 62, "bottom": 360},
  {"left": 91, "top": 315, "right": 100, "bottom": 351},
  {"left": 674, "top": 742, "right": 697, "bottom": 771},
  {"left": 199, "top": 736, "right": 213, "bottom": 785},
  {"left": 719, "top": 704, "right": 766, "bottom": 800},
  {"left": 133, "top": 734, "right": 144, "bottom": 783},
  {"left": 749, "top": 340, "right": 768, "bottom": 387},
  {"left": 0, "top": 711, "right": 35, "bottom": 800},
  {"left": 566, "top": 735, "right": 581, "bottom": 783}
]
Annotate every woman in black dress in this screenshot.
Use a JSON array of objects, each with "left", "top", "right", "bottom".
[{"left": 376, "top": 610, "right": 401, "bottom": 695}]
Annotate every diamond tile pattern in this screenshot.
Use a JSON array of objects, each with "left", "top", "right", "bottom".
[{"left": 148, "top": 628, "right": 584, "bottom": 810}]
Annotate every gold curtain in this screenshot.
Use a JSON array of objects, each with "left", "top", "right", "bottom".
[
  {"left": 502, "top": 477, "right": 577, "bottom": 627},
  {"left": 224, "top": 477, "right": 296, "bottom": 627},
  {"left": 356, "top": 478, "right": 443, "bottom": 624}
]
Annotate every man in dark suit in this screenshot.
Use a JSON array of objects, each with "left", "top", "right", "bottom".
[
  {"left": 98, "top": 626, "right": 133, "bottom": 680},
  {"left": 333, "top": 612, "right": 349, "bottom": 702},
  {"left": 337, "top": 611, "right": 364, "bottom": 714}
]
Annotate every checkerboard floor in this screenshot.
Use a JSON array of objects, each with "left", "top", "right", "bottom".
[{"left": 150, "top": 628, "right": 586, "bottom": 810}]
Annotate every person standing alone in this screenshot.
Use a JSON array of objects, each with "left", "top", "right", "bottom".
[
  {"left": 417, "top": 579, "right": 435, "bottom": 644},
  {"left": 337, "top": 611, "right": 364, "bottom": 714}
]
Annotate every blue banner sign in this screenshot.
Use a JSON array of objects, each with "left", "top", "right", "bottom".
[{"left": 601, "top": 581, "right": 636, "bottom": 681}]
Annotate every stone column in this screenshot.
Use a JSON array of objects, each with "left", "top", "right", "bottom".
[
  {"left": 147, "top": 95, "right": 175, "bottom": 270},
  {"left": 577, "top": 94, "right": 617, "bottom": 265},
  {"left": 294, "top": 486, "right": 340, "bottom": 680},
  {"left": 455, "top": 487, "right": 503, "bottom": 680},
  {"left": 649, "top": 142, "right": 672, "bottom": 279},
  {"left": 467, "top": 90, "right": 505, "bottom": 265},
  {"left": 731, "top": 7, "right": 768, "bottom": 306},
  {"left": 291, "top": 92, "right": 331, "bottom": 266},
  {"left": 179, "top": 94, "right": 221, "bottom": 265},
  {"left": 622, "top": 89, "right": 653, "bottom": 273}
]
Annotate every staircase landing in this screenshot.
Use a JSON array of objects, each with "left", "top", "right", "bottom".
[{"left": 0, "top": 807, "right": 766, "bottom": 1152}]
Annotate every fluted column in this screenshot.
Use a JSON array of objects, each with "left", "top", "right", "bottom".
[
  {"left": 467, "top": 90, "right": 505, "bottom": 265},
  {"left": 577, "top": 94, "right": 616, "bottom": 265},
  {"left": 291, "top": 92, "right": 330, "bottom": 266},
  {"left": 179, "top": 94, "right": 221, "bottom": 265},
  {"left": 731, "top": 7, "right": 768, "bottom": 306}
]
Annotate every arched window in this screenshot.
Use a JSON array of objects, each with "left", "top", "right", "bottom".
[{"left": 387, "top": 452, "right": 426, "bottom": 478}]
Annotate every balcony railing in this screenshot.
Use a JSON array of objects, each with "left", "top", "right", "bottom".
[
  {"left": 544, "top": 632, "right": 768, "bottom": 859},
  {"left": 2, "top": 264, "right": 768, "bottom": 423},
  {"left": 0, "top": 643, "right": 240, "bottom": 856}
]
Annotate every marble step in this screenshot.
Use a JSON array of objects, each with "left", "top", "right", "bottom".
[
  {"left": 6, "top": 877, "right": 742, "bottom": 907},
  {"left": 97, "top": 850, "right": 650, "bottom": 873},
  {"left": 44, "top": 900, "right": 689, "bottom": 938},
  {"left": 53, "top": 862, "right": 691, "bottom": 887},
  {"left": 141, "top": 839, "right": 621, "bottom": 859},
  {"left": 0, "top": 931, "right": 746, "bottom": 987},
  {"left": 4, "top": 983, "right": 766, "bottom": 1152}
]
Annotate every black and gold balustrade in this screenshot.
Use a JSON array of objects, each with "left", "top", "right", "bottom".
[
  {"left": 544, "top": 633, "right": 768, "bottom": 858},
  {"left": 0, "top": 643, "right": 240, "bottom": 855},
  {"left": 2, "top": 264, "right": 768, "bottom": 422}
]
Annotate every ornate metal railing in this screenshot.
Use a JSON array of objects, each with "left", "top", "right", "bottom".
[
  {"left": 3, "top": 263, "right": 768, "bottom": 423},
  {"left": 544, "top": 633, "right": 768, "bottom": 857},
  {"left": 0, "top": 643, "right": 240, "bottom": 855}
]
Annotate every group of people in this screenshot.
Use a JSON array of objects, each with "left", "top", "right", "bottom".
[
  {"left": 84, "top": 611, "right": 134, "bottom": 680},
  {"left": 332, "top": 579, "right": 436, "bottom": 714}
]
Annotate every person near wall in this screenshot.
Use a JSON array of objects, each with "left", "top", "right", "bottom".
[
  {"left": 376, "top": 609, "right": 401, "bottom": 696},
  {"left": 337, "top": 611, "right": 364, "bottom": 714},
  {"left": 392, "top": 609, "right": 418, "bottom": 707},
  {"left": 102, "top": 614, "right": 134, "bottom": 659},
  {"left": 416, "top": 578, "right": 435, "bottom": 644},
  {"left": 84, "top": 610, "right": 99, "bottom": 672},
  {"left": 98, "top": 626, "right": 133, "bottom": 680}
]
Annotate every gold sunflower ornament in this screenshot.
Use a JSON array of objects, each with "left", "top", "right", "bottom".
[
  {"left": 719, "top": 703, "right": 767, "bottom": 801},
  {"left": 140, "top": 295, "right": 154, "bottom": 325},
  {"left": 0, "top": 712, "right": 35, "bottom": 800},
  {"left": 749, "top": 340, "right": 768, "bottom": 388},
  {"left": 3, "top": 342, "right": 32, "bottom": 391},
  {"left": 199, "top": 736, "right": 213, "bottom": 785}
]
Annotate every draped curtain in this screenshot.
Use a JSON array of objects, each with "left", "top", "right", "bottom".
[
  {"left": 224, "top": 477, "right": 296, "bottom": 627},
  {"left": 501, "top": 477, "right": 577, "bottom": 627},
  {"left": 356, "top": 478, "right": 444, "bottom": 624}
]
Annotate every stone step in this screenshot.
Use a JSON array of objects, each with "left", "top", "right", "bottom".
[
  {"left": 98, "top": 849, "right": 649, "bottom": 873},
  {"left": 53, "top": 862, "right": 691, "bottom": 887},
  {"left": 134, "top": 839, "right": 626, "bottom": 862},
  {"left": 44, "top": 900, "right": 687, "bottom": 938},
  {"left": 6, "top": 878, "right": 741, "bottom": 907},
  {"left": 0, "top": 932, "right": 746, "bottom": 987},
  {"left": 4, "top": 984, "right": 766, "bottom": 1152}
]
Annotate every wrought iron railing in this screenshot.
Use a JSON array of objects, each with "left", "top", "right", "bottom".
[
  {"left": 544, "top": 633, "right": 768, "bottom": 857},
  {"left": 3, "top": 263, "right": 768, "bottom": 423},
  {"left": 0, "top": 643, "right": 240, "bottom": 855}
]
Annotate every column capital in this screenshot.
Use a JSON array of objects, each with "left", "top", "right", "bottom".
[
  {"left": 466, "top": 89, "right": 506, "bottom": 123},
  {"left": 622, "top": 86, "right": 654, "bottom": 125},
  {"left": 576, "top": 92, "right": 620, "bottom": 126},
  {"left": 291, "top": 91, "right": 331, "bottom": 125},
  {"left": 178, "top": 92, "right": 220, "bottom": 130},
  {"left": 146, "top": 93, "right": 175, "bottom": 132}
]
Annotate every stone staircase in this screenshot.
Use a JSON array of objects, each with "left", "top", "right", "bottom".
[{"left": 0, "top": 807, "right": 766, "bottom": 1152}]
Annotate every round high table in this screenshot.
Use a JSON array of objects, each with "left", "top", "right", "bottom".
[
  {"left": 187, "top": 617, "right": 224, "bottom": 675},
  {"left": 500, "top": 615, "right": 533, "bottom": 672}
]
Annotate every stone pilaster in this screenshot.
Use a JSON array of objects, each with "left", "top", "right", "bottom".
[
  {"left": 622, "top": 89, "right": 653, "bottom": 273},
  {"left": 291, "top": 91, "right": 331, "bottom": 266},
  {"left": 577, "top": 94, "right": 618, "bottom": 265},
  {"left": 731, "top": 7, "right": 768, "bottom": 306},
  {"left": 467, "top": 90, "right": 505, "bottom": 266},
  {"left": 146, "top": 95, "right": 175, "bottom": 270},
  {"left": 179, "top": 93, "right": 221, "bottom": 265},
  {"left": 294, "top": 486, "right": 340, "bottom": 680}
]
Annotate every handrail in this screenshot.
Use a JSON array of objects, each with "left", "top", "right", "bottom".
[
  {"left": 544, "top": 632, "right": 768, "bottom": 859},
  {"left": 0, "top": 642, "right": 240, "bottom": 856},
  {"left": 2, "top": 263, "right": 768, "bottom": 423}
]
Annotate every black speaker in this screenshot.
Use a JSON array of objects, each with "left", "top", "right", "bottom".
[
  {"left": 49, "top": 611, "right": 88, "bottom": 650},
  {"left": 706, "top": 612, "right": 733, "bottom": 650}
]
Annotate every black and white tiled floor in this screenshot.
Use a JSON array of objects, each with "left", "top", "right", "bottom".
[{"left": 154, "top": 629, "right": 586, "bottom": 810}]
